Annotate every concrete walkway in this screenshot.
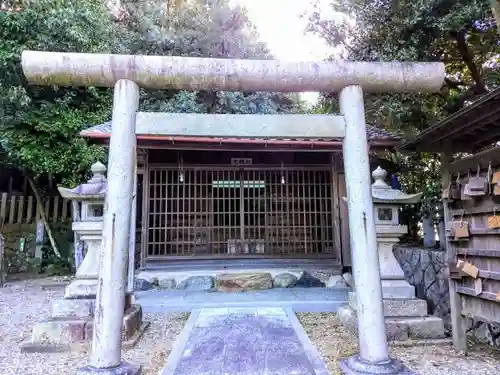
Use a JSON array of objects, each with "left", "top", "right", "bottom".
[
  {"left": 161, "top": 307, "right": 329, "bottom": 375},
  {"left": 136, "top": 287, "right": 348, "bottom": 313}
]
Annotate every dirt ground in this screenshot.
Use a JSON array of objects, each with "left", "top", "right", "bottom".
[{"left": 298, "top": 312, "right": 500, "bottom": 375}]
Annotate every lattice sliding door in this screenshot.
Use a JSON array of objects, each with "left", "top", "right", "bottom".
[{"left": 146, "top": 166, "right": 336, "bottom": 259}]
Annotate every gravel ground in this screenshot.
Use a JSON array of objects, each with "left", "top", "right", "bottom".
[
  {"left": 3, "top": 280, "right": 498, "bottom": 375},
  {"left": 0, "top": 278, "right": 188, "bottom": 375},
  {"left": 299, "top": 313, "right": 500, "bottom": 375}
]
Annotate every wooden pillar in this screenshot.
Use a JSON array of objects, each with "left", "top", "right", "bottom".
[
  {"left": 331, "top": 152, "right": 342, "bottom": 264},
  {"left": 441, "top": 145, "right": 468, "bottom": 353},
  {"left": 140, "top": 151, "right": 150, "bottom": 270},
  {"left": 127, "top": 166, "right": 138, "bottom": 294}
]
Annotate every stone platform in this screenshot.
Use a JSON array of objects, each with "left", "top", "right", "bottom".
[
  {"left": 135, "top": 287, "right": 349, "bottom": 313},
  {"left": 21, "top": 284, "right": 149, "bottom": 353},
  {"left": 135, "top": 269, "right": 349, "bottom": 292}
]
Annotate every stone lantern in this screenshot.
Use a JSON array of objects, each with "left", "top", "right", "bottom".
[
  {"left": 60, "top": 161, "right": 107, "bottom": 297},
  {"left": 339, "top": 166, "right": 445, "bottom": 342},
  {"left": 21, "top": 162, "right": 147, "bottom": 353},
  {"left": 371, "top": 166, "right": 422, "bottom": 298}
]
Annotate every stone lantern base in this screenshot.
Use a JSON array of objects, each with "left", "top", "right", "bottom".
[
  {"left": 338, "top": 290, "right": 446, "bottom": 343},
  {"left": 20, "top": 282, "right": 149, "bottom": 353}
]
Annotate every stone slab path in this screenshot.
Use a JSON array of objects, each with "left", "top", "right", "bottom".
[
  {"left": 136, "top": 287, "right": 348, "bottom": 313},
  {"left": 161, "top": 307, "right": 329, "bottom": 375}
]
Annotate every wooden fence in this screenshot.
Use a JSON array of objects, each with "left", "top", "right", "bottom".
[{"left": 0, "top": 193, "right": 72, "bottom": 226}]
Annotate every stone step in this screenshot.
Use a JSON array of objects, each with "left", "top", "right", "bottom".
[
  {"left": 52, "top": 298, "right": 95, "bottom": 319},
  {"left": 348, "top": 292, "right": 428, "bottom": 317},
  {"left": 64, "top": 279, "right": 97, "bottom": 299},
  {"left": 385, "top": 316, "right": 445, "bottom": 341},
  {"left": 383, "top": 299, "right": 428, "bottom": 317}
]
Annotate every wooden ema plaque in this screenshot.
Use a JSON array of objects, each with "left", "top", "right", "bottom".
[
  {"left": 453, "top": 221, "right": 469, "bottom": 239},
  {"left": 487, "top": 215, "right": 500, "bottom": 229},
  {"left": 456, "top": 259, "right": 479, "bottom": 279},
  {"left": 492, "top": 171, "right": 500, "bottom": 184},
  {"left": 462, "top": 262, "right": 479, "bottom": 278}
]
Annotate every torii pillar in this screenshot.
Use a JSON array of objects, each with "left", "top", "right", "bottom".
[{"left": 21, "top": 51, "right": 444, "bottom": 375}]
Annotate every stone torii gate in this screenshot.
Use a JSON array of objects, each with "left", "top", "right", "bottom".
[{"left": 21, "top": 51, "right": 444, "bottom": 375}]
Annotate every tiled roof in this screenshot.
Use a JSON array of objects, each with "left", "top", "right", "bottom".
[{"left": 80, "top": 114, "right": 399, "bottom": 145}]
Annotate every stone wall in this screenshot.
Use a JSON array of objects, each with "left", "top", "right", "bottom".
[{"left": 393, "top": 244, "right": 500, "bottom": 347}]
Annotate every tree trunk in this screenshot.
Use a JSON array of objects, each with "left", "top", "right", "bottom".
[
  {"left": 26, "top": 176, "right": 61, "bottom": 258},
  {"left": 491, "top": 0, "right": 500, "bottom": 34}
]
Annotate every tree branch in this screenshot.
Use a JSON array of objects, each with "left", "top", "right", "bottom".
[
  {"left": 444, "top": 78, "right": 466, "bottom": 89},
  {"left": 452, "top": 29, "right": 486, "bottom": 90}
]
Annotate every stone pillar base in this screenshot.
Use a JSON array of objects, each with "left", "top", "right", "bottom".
[
  {"left": 76, "top": 361, "right": 141, "bottom": 375},
  {"left": 339, "top": 355, "right": 414, "bottom": 375},
  {"left": 20, "top": 284, "right": 149, "bottom": 353},
  {"left": 339, "top": 292, "right": 445, "bottom": 342}
]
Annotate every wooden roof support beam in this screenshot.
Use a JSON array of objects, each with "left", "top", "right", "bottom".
[
  {"left": 21, "top": 51, "right": 444, "bottom": 93},
  {"left": 431, "top": 106, "right": 500, "bottom": 143}
]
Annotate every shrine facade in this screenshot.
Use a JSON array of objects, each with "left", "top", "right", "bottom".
[{"left": 81, "top": 113, "right": 400, "bottom": 270}]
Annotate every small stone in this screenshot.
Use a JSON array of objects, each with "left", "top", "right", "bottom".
[
  {"left": 158, "top": 278, "right": 176, "bottom": 289},
  {"left": 122, "top": 305, "right": 142, "bottom": 340},
  {"left": 342, "top": 272, "right": 353, "bottom": 286},
  {"left": 215, "top": 273, "right": 272, "bottom": 292},
  {"left": 326, "top": 275, "right": 347, "bottom": 287},
  {"left": 177, "top": 276, "right": 214, "bottom": 291},
  {"left": 295, "top": 271, "right": 325, "bottom": 288},
  {"left": 273, "top": 273, "right": 297, "bottom": 288},
  {"left": 134, "top": 278, "right": 152, "bottom": 291},
  {"left": 138, "top": 275, "right": 158, "bottom": 285}
]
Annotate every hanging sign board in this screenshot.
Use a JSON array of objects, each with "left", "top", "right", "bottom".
[{"left": 231, "top": 158, "right": 253, "bottom": 166}]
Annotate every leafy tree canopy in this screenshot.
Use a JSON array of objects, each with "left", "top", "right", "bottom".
[
  {"left": 307, "top": 0, "right": 499, "bottom": 136},
  {"left": 306, "top": 0, "right": 500, "bottom": 220},
  {"left": 1, "top": 0, "right": 113, "bottom": 186}
]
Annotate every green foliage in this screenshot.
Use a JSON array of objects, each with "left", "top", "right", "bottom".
[
  {"left": 0, "top": 0, "right": 299, "bottom": 191},
  {"left": 0, "top": 0, "right": 114, "bottom": 186}
]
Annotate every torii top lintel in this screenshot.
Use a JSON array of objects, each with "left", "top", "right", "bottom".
[{"left": 21, "top": 51, "right": 445, "bottom": 93}]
